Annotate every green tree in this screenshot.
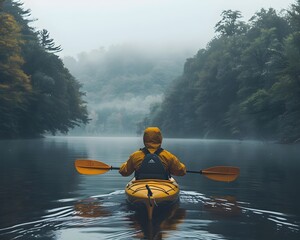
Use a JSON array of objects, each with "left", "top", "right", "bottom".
[
  {"left": 215, "top": 10, "right": 247, "bottom": 36},
  {"left": 0, "top": 7, "right": 31, "bottom": 137},
  {"left": 38, "top": 29, "right": 62, "bottom": 53}
]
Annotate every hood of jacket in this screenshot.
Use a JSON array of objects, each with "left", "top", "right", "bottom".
[{"left": 143, "top": 127, "right": 162, "bottom": 151}]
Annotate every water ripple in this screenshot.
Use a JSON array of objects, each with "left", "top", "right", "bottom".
[
  {"left": 180, "top": 190, "right": 299, "bottom": 234},
  {"left": 240, "top": 206, "right": 299, "bottom": 230},
  {"left": 0, "top": 190, "right": 299, "bottom": 240}
]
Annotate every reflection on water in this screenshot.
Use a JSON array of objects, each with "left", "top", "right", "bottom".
[
  {"left": 0, "top": 190, "right": 185, "bottom": 240},
  {"left": 0, "top": 137, "right": 300, "bottom": 239},
  {"left": 127, "top": 202, "right": 186, "bottom": 239},
  {"left": 1, "top": 190, "right": 299, "bottom": 240},
  {"left": 74, "top": 198, "right": 112, "bottom": 218},
  {"left": 73, "top": 192, "right": 187, "bottom": 240},
  {"left": 203, "top": 195, "right": 241, "bottom": 217}
]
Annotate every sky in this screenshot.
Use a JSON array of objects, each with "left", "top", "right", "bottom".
[{"left": 22, "top": 0, "right": 295, "bottom": 58}]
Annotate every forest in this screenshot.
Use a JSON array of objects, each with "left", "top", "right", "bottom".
[
  {"left": 1, "top": 0, "right": 300, "bottom": 143},
  {"left": 144, "top": 2, "right": 300, "bottom": 143},
  {"left": 0, "top": 0, "right": 88, "bottom": 138}
]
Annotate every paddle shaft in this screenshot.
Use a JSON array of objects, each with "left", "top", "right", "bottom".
[
  {"left": 187, "top": 170, "right": 237, "bottom": 175},
  {"left": 111, "top": 167, "right": 120, "bottom": 170},
  {"left": 187, "top": 170, "right": 203, "bottom": 174}
]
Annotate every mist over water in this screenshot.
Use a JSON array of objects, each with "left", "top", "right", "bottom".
[{"left": 63, "top": 44, "right": 193, "bottom": 136}]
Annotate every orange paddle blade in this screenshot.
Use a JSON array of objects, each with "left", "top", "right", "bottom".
[
  {"left": 201, "top": 166, "right": 240, "bottom": 182},
  {"left": 75, "top": 159, "right": 112, "bottom": 175}
]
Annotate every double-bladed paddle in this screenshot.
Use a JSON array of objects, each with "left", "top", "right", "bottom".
[{"left": 75, "top": 159, "right": 240, "bottom": 182}]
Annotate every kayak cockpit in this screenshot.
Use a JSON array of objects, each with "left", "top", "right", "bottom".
[{"left": 125, "top": 178, "right": 179, "bottom": 220}]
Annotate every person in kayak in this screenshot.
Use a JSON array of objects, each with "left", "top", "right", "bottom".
[{"left": 119, "top": 127, "right": 186, "bottom": 179}]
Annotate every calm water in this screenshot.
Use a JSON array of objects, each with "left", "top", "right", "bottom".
[{"left": 0, "top": 136, "right": 299, "bottom": 240}]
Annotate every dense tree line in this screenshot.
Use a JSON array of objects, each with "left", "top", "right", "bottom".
[
  {"left": 0, "top": 0, "right": 88, "bottom": 138},
  {"left": 146, "top": 1, "right": 300, "bottom": 143}
]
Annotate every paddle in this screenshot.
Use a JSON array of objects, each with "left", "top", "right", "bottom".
[
  {"left": 75, "top": 159, "right": 240, "bottom": 182},
  {"left": 75, "top": 159, "right": 119, "bottom": 175},
  {"left": 187, "top": 166, "right": 240, "bottom": 182}
]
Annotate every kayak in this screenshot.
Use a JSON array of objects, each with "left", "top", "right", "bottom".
[
  {"left": 125, "top": 177, "right": 179, "bottom": 220},
  {"left": 74, "top": 159, "right": 240, "bottom": 219}
]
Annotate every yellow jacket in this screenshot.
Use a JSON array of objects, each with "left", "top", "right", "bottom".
[{"left": 119, "top": 127, "right": 186, "bottom": 177}]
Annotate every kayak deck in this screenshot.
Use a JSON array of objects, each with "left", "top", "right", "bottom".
[{"left": 125, "top": 178, "right": 179, "bottom": 220}]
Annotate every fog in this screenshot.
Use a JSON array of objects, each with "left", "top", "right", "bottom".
[
  {"left": 22, "top": 0, "right": 294, "bottom": 58},
  {"left": 64, "top": 44, "right": 189, "bottom": 135}
]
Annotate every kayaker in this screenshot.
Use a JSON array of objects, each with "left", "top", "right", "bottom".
[{"left": 119, "top": 127, "right": 186, "bottom": 179}]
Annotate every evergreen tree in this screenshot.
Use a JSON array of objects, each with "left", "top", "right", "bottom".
[{"left": 38, "top": 29, "right": 62, "bottom": 53}]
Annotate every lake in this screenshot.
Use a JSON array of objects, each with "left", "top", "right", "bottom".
[{"left": 0, "top": 136, "right": 299, "bottom": 240}]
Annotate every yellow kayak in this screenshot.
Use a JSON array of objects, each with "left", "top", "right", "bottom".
[
  {"left": 125, "top": 177, "right": 179, "bottom": 220},
  {"left": 74, "top": 159, "right": 240, "bottom": 220}
]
